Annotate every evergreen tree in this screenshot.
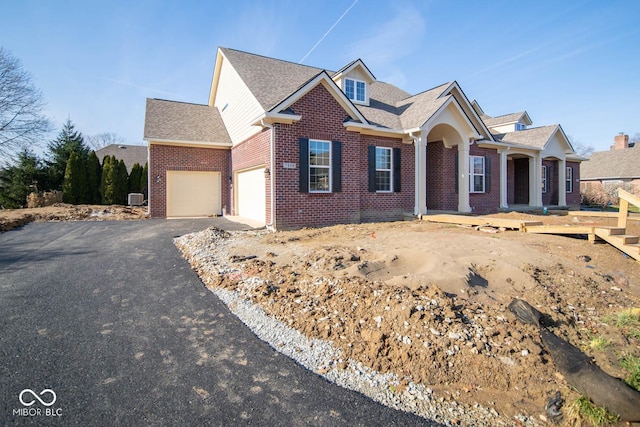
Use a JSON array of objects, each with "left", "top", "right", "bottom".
[
  {"left": 86, "top": 151, "right": 101, "bottom": 204},
  {"left": 62, "top": 152, "right": 88, "bottom": 204},
  {"left": 115, "top": 159, "right": 129, "bottom": 204},
  {"left": 0, "top": 149, "right": 48, "bottom": 208},
  {"left": 101, "top": 155, "right": 114, "bottom": 204},
  {"left": 140, "top": 162, "right": 148, "bottom": 200},
  {"left": 46, "top": 119, "right": 89, "bottom": 190},
  {"left": 128, "top": 163, "right": 142, "bottom": 194}
]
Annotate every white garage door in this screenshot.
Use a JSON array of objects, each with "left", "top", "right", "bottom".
[
  {"left": 166, "top": 171, "right": 221, "bottom": 217},
  {"left": 236, "top": 167, "right": 266, "bottom": 225}
]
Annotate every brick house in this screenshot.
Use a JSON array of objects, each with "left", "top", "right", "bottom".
[
  {"left": 143, "top": 47, "right": 581, "bottom": 229},
  {"left": 580, "top": 133, "right": 640, "bottom": 198}
]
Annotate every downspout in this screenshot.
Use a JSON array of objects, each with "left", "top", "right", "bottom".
[
  {"left": 261, "top": 119, "right": 275, "bottom": 230},
  {"left": 409, "top": 131, "right": 420, "bottom": 217}
]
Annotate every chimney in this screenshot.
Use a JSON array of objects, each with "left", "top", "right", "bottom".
[{"left": 612, "top": 133, "right": 629, "bottom": 150}]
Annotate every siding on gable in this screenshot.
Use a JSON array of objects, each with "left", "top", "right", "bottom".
[{"left": 213, "top": 57, "right": 265, "bottom": 146}]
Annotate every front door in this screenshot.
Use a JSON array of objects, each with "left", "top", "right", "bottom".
[{"left": 514, "top": 158, "right": 529, "bottom": 205}]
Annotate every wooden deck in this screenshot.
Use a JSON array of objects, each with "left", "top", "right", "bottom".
[
  {"left": 425, "top": 214, "right": 542, "bottom": 230},
  {"left": 424, "top": 192, "right": 640, "bottom": 262}
]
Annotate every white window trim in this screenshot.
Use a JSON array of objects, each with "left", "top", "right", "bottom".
[
  {"left": 566, "top": 166, "right": 573, "bottom": 193},
  {"left": 469, "top": 155, "right": 485, "bottom": 193},
  {"left": 542, "top": 165, "right": 547, "bottom": 193},
  {"left": 309, "top": 139, "right": 332, "bottom": 193},
  {"left": 344, "top": 78, "right": 367, "bottom": 104},
  {"left": 375, "top": 146, "right": 393, "bottom": 193}
]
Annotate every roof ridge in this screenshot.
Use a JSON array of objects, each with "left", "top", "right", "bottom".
[
  {"left": 149, "top": 98, "right": 210, "bottom": 107},
  {"left": 220, "top": 46, "right": 327, "bottom": 73}
]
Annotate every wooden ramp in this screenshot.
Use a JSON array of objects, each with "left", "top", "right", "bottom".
[{"left": 425, "top": 214, "right": 542, "bottom": 230}]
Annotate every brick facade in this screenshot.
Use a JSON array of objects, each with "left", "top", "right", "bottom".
[
  {"left": 468, "top": 144, "right": 500, "bottom": 213},
  {"left": 566, "top": 161, "right": 581, "bottom": 207},
  {"left": 149, "top": 144, "right": 231, "bottom": 217},
  {"left": 270, "top": 84, "right": 413, "bottom": 229}
]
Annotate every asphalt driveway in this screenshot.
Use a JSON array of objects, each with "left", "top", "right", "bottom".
[{"left": 0, "top": 219, "right": 431, "bottom": 426}]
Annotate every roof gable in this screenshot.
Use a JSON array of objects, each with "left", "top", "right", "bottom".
[
  {"left": 264, "top": 71, "right": 368, "bottom": 125},
  {"left": 211, "top": 47, "right": 324, "bottom": 111},
  {"left": 332, "top": 59, "right": 375, "bottom": 84},
  {"left": 483, "top": 111, "right": 532, "bottom": 128},
  {"left": 497, "top": 124, "right": 572, "bottom": 155}
]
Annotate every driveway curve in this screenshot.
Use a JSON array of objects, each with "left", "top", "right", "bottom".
[{"left": 0, "top": 219, "right": 433, "bottom": 426}]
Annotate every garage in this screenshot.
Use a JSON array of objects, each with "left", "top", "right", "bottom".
[
  {"left": 166, "top": 171, "right": 221, "bottom": 217},
  {"left": 236, "top": 167, "right": 266, "bottom": 225}
]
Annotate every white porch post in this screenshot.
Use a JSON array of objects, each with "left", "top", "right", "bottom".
[
  {"left": 458, "top": 141, "right": 471, "bottom": 212},
  {"left": 414, "top": 136, "right": 427, "bottom": 215},
  {"left": 499, "top": 150, "right": 508, "bottom": 209},
  {"left": 558, "top": 158, "right": 567, "bottom": 206},
  {"left": 529, "top": 154, "right": 543, "bottom": 207}
]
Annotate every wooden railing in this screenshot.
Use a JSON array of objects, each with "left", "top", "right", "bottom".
[{"left": 617, "top": 189, "right": 640, "bottom": 229}]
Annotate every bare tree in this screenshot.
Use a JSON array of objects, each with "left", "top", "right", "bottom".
[
  {"left": 0, "top": 47, "right": 51, "bottom": 158},
  {"left": 85, "top": 132, "right": 126, "bottom": 150},
  {"left": 567, "top": 134, "right": 594, "bottom": 157}
]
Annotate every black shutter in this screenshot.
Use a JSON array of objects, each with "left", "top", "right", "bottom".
[
  {"left": 368, "top": 145, "right": 376, "bottom": 192},
  {"left": 454, "top": 151, "right": 459, "bottom": 194},
  {"left": 485, "top": 155, "right": 491, "bottom": 193},
  {"left": 332, "top": 141, "right": 342, "bottom": 192},
  {"left": 393, "top": 147, "right": 401, "bottom": 192},
  {"left": 299, "top": 138, "right": 309, "bottom": 192}
]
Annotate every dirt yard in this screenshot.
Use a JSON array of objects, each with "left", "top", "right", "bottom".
[
  {"left": 177, "top": 212, "right": 640, "bottom": 425},
  {"left": 0, "top": 204, "right": 149, "bottom": 232}
]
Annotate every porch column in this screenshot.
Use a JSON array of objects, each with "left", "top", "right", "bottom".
[
  {"left": 414, "top": 136, "right": 427, "bottom": 215},
  {"left": 558, "top": 158, "right": 567, "bottom": 206},
  {"left": 458, "top": 141, "right": 471, "bottom": 212},
  {"left": 499, "top": 150, "right": 508, "bottom": 209},
  {"left": 529, "top": 154, "right": 543, "bottom": 207}
]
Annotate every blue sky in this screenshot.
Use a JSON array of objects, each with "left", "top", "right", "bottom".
[{"left": 2, "top": 0, "right": 639, "bottom": 153}]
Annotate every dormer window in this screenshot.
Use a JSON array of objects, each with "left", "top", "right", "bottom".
[
  {"left": 345, "top": 78, "right": 366, "bottom": 103},
  {"left": 515, "top": 123, "right": 526, "bottom": 131}
]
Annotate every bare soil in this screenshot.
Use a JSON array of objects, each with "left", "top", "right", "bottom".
[
  {"left": 177, "top": 212, "right": 640, "bottom": 425},
  {"left": 0, "top": 204, "right": 149, "bottom": 232}
]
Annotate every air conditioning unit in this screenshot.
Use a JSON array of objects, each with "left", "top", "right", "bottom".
[{"left": 128, "top": 193, "right": 144, "bottom": 206}]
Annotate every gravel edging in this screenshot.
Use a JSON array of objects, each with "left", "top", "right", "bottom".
[{"left": 175, "top": 228, "right": 540, "bottom": 427}]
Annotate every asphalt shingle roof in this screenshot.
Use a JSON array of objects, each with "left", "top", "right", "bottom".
[
  {"left": 483, "top": 112, "right": 527, "bottom": 128},
  {"left": 581, "top": 147, "right": 640, "bottom": 180},
  {"left": 96, "top": 144, "right": 147, "bottom": 172},
  {"left": 144, "top": 99, "right": 231, "bottom": 144},
  {"left": 220, "top": 48, "right": 324, "bottom": 111},
  {"left": 495, "top": 125, "right": 559, "bottom": 149}
]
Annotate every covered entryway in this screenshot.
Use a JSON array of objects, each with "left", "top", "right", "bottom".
[
  {"left": 166, "top": 171, "right": 221, "bottom": 217},
  {"left": 235, "top": 167, "right": 266, "bottom": 225}
]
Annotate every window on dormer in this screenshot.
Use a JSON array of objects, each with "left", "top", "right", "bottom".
[
  {"left": 345, "top": 78, "right": 366, "bottom": 103},
  {"left": 515, "top": 123, "right": 526, "bottom": 131}
]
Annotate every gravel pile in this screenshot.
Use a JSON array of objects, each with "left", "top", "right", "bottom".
[{"left": 175, "top": 227, "right": 541, "bottom": 426}]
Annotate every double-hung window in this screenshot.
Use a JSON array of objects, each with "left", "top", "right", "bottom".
[
  {"left": 566, "top": 167, "right": 573, "bottom": 193},
  {"left": 309, "top": 139, "right": 331, "bottom": 192},
  {"left": 469, "top": 156, "right": 485, "bottom": 193},
  {"left": 345, "top": 78, "right": 366, "bottom": 103},
  {"left": 375, "top": 147, "right": 392, "bottom": 192},
  {"left": 542, "top": 165, "right": 548, "bottom": 193}
]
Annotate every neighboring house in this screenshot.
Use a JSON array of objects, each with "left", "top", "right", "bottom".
[
  {"left": 143, "top": 47, "right": 581, "bottom": 229},
  {"left": 580, "top": 134, "right": 640, "bottom": 196},
  {"left": 96, "top": 144, "right": 148, "bottom": 173}
]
